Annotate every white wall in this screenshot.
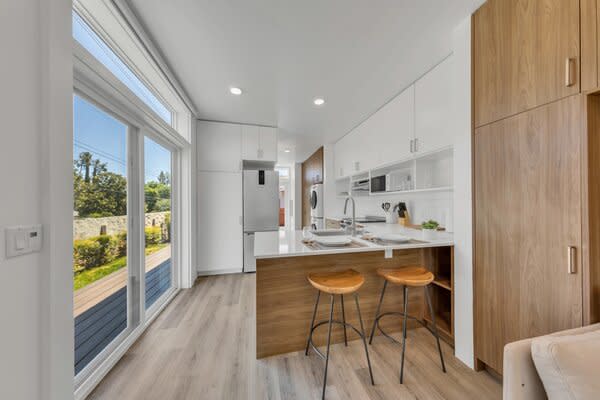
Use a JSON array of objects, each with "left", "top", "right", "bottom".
[
  {"left": 0, "top": 1, "right": 74, "bottom": 399},
  {"left": 452, "top": 16, "right": 474, "bottom": 368},
  {"left": 325, "top": 186, "right": 454, "bottom": 229}
]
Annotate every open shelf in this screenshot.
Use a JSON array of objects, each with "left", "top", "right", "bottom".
[
  {"left": 432, "top": 277, "right": 452, "bottom": 291},
  {"left": 423, "top": 246, "right": 454, "bottom": 346},
  {"left": 423, "top": 311, "right": 452, "bottom": 339}
]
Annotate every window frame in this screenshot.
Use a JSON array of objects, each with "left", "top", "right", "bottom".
[
  {"left": 72, "top": 9, "right": 175, "bottom": 127},
  {"left": 73, "top": 33, "right": 183, "bottom": 400}
]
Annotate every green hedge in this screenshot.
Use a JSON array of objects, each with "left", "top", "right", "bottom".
[
  {"left": 74, "top": 224, "right": 170, "bottom": 273},
  {"left": 73, "top": 234, "right": 118, "bottom": 273},
  {"left": 145, "top": 226, "right": 161, "bottom": 245}
]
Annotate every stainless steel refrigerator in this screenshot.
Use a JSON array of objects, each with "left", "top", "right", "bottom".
[{"left": 243, "top": 169, "right": 279, "bottom": 272}]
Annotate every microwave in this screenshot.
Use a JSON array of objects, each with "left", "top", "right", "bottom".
[
  {"left": 371, "top": 171, "right": 413, "bottom": 193},
  {"left": 370, "top": 175, "right": 387, "bottom": 192}
]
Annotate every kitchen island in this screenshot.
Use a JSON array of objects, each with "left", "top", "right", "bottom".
[{"left": 255, "top": 225, "right": 454, "bottom": 359}]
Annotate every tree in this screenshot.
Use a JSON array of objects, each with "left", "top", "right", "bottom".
[
  {"left": 76, "top": 152, "right": 93, "bottom": 183},
  {"left": 157, "top": 171, "right": 170, "bottom": 185},
  {"left": 92, "top": 159, "right": 107, "bottom": 179}
]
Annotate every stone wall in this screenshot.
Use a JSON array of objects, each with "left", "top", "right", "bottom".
[{"left": 73, "top": 211, "right": 169, "bottom": 240}]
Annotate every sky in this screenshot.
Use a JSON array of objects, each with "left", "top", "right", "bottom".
[{"left": 74, "top": 95, "right": 171, "bottom": 183}]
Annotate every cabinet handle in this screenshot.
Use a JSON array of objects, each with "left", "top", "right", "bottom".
[
  {"left": 565, "top": 58, "right": 575, "bottom": 87},
  {"left": 567, "top": 246, "right": 576, "bottom": 274},
  {"left": 410, "top": 139, "right": 414, "bottom": 153},
  {"left": 414, "top": 138, "right": 419, "bottom": 152}
]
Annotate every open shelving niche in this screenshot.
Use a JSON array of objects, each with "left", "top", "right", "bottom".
[
  {"left": 335, "top": 146, "right": 454, "bottom": 197},
  {"left": 423, "top": 246, "right": 454, "bottom": 346}
]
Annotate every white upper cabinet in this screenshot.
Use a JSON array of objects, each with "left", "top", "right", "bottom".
[
  {"left": 378, "top": 85, "right": 415, "bottom": 165},
  {"left": 259, "top": 126, "right": 278, "bottom": 161},
  {"left": 333, "top": 56, "right": 454, "bottom": 180},
  {"left": 242, "top": 125, "right": 278, "bottom": 162},
  {"left": 334, "top": 136, "right": 349, "bottom": 178},
  {"left": 241, "top": 125, "right": 260, "bottom": 160},
  {"left": 197, "top": 121, "right": 242, "bottom": 172},
  {"left": 414, "top": 56, "right": 454, "bottom": 154}
]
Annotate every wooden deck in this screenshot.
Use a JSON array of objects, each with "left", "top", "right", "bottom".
[
  {"left": 74, "top": 246, "right": 171, "bottom": 317},
  {"left": 74, "top": 247, "right": 172, "bottom": 375}
]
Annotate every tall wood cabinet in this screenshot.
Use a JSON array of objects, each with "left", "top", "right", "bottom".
[
  {"left": 474, "top": 95, "right": 584, "bottom": 372},
  {"left": 472, "top": 0, "right": 600, "bottom": 375},
  {"left": 301, "top": 147, "right": 324, "bottom": 227},
  {"left": 473, "top": 0, "right": 580, "bottom": 127}
]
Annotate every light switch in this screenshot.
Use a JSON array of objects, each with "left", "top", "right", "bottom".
[{"left": 5, "top": 225, "right": 42, "bottom": 258}]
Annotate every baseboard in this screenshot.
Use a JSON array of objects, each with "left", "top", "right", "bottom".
[{"left": 196, "top": 267, "right": 244, "bottom": 276}]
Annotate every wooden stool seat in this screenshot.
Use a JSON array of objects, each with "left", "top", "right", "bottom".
[
  {"left": 377, "top": 266, "right": 434, "bottom": 287},
  {"left": 307, "top": 269, "right": 365, "bottom": 295}
]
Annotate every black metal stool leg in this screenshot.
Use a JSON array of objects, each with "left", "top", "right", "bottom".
[
  {"left": 341, "top": 294, "right": 348, "bottom": 346},
  {"left": 400, "top": 285, "right": 408, "bottom": 384},
  {"left": 322, "top": 294, "right": 335, "bottom": 400},
  {"left": 305, "top": 290, "right": 321, "bottom": 356},
  {"left": 354, "top": 293, "right": 375, "bottom": 385},
  {"left": 425, "top": 285, "right": 446, "bottom": 373},
  {"left": 369, "top": 280, "right": 388, "bottom": 344}
]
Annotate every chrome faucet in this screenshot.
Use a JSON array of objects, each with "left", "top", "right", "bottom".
[{"left": 343, "top": 196, "right": 356, "bottom": 236}]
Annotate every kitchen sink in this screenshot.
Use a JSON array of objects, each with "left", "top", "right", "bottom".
[{"left": 310, "top": 229, "right": 347, "bottom": 236}]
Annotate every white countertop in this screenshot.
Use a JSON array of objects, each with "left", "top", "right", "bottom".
[{"left": 254, "top": 223, "right": 453, "bottom": 259}]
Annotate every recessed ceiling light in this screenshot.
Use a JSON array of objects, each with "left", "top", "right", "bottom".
[
  {"left": 284, "top": 149, "right": 291, "bottom": 153},
  {"left": 230, "top": 87, "right": 243, "bottom": 95},
  {"left": 313, "top": 98, "right": 325, "bottom": 106}
]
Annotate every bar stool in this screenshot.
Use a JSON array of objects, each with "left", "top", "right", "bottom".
[
  {"left": 305, "top": 269, "right": 375, "bottom": 400},
  {"left": 368, "top": 266, "right": 446, "bottom": 383}
]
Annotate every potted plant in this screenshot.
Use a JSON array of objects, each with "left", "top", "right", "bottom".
[{"left": 421, "top": 220, "right": 439, "bottom": 240}]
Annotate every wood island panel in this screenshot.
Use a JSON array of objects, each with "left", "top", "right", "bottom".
[{"left": 256, "top": 246, "right": 452, "bottom": 359}]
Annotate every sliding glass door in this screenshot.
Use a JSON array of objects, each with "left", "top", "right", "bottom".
[
  {"left": 73, "top": 94, "right": 131, "bottom": 375},
  {"left": 73, "top": 96, "right": 178, "bottom": 380},
  {"left": 143, "top": 136, "right": 174, "bottom": 310}
]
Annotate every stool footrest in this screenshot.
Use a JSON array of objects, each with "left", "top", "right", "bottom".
[
  {"left": 307, "top": 319, "right": 365, "bottom": 360},
  {"left": 372, "top": 312, "right": 436, "bottom": 345}
]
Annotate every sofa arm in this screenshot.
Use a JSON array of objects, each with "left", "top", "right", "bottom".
[{"left": 503, "top": 338, "right": 546, "bottom": 400}]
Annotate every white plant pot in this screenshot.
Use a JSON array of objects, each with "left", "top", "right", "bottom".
[{"left": 422, "top": 228, "right": 437, "bottom": 241}]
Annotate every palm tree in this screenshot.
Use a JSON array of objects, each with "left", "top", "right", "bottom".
[{"left": 76, "top": 152, "right": 93, "bottom": 183}]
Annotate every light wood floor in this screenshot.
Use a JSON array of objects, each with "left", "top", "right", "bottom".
[{"left": 88, "top": 273, "right": 502, "bottom": 400}]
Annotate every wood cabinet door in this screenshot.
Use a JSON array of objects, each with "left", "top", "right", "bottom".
[
  {"left": 473, "top": 0, "right": 580, "bottom": 128},
  {"left": 474, "top": 95, "right": 583, "bottom": 373}
]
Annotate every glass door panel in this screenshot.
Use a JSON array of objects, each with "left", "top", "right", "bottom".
[
  {"left": 73, "top": 95, "right": 129, "bottom": 375},
  {"left": 143, "top": 136, "right": 173, "bottom": 310}
]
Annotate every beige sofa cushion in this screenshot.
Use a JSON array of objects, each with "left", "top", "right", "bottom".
[{"left": 531, "top": 328, "right": 600, "bottom": 400}]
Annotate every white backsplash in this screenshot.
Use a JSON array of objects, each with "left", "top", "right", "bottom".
[{"left": 328, "top": 189, "right": 454, "bottom": 232}]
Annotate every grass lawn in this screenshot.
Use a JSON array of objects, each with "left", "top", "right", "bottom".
[{"left": 74, "top": 243, "right": 168, "bottom": 291}]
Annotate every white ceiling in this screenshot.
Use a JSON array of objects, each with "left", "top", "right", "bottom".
[{"left": 127, "top": 0, "right": 483, "bottom": 163}]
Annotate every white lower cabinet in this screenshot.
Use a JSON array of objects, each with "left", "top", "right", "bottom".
[{"left": 197, "top": 171, "right": 243, "bottom": 274}]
